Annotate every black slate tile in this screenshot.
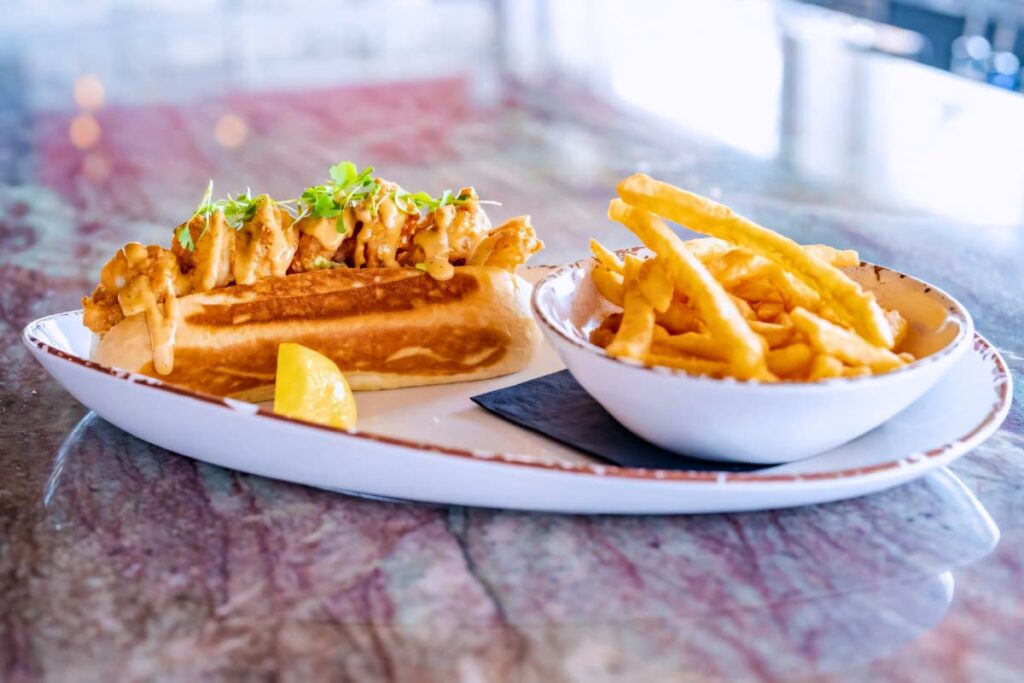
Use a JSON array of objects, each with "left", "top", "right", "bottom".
[{"left": 471, "top": 370, "right": 764, "bottom": 472}]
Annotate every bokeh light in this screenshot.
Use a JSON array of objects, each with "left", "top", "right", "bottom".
[
  {"left": 73, "top": 75, "right": 105, "bottom": 111},
  {"left": 214, "top": 114, "right": 248, "bottom": 148},
  {"left": 69, "top": 113, "right": 101, "bottom": 149}
]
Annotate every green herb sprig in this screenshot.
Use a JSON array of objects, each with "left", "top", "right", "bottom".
[
  {"left": 176, "top": 181, "right": 288, "bottom": 251},
  {"left": 295, "top": 162, "right": 379, "bottom": 228},
  {"left": 175, "top": 163, "right": 503, "bottom": 252},
  {"left": 313, "top": 256, "right": 346, "bottom": 269},
  {"left": 296, "top": 162, "right": 501, "bottom": 231},
  {"left": 175, "top": 180, "right": 212, "bottom": 250}
]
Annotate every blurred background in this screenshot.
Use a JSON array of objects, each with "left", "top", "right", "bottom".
[{"left": 1, "top": 0, "right": 1024, "bottom": 270}]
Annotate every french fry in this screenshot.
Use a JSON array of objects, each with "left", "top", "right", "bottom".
[
  {"left": 656, "top": 298, "right": 702, "bottom": 334},
  {"left": 766, "top": 342, "right": 814, "bottom": 378},
  {"left": 770, "top": 270, "right": 820, "bottom": 309},
  {"left": 617, "top": 174, "right": 895, "bottom": 348},
  {"left": 609, "top": 199, "right": 770, "bottom": 379},
  {"left": 589, "top": 327, "right": 615, "bottom": 349},
  {"left": 886, "top": 309, "right": 908, "bottom": 349},
  {"left": 645, "top": 352, "right": 730, "bottom": 377},
  {"left": 589, "top": 312, "right": 622, "bottom": 348},
  {"left": 595, "top": 259, "right": 691, "bottom": 327},
  {"left": 697, "top": 244, "right": 820, "bottom": 309},
  {"left": 814, "top": 304, "right": 847, "bottom": 329},
  {"left": 754, "top": 301, "right": 784, "bottom": 322},
  {"left": 606, "top": 256, "right": 656, "bottom": 360},
  {"left": 729, "top": 294, "right": 757, "bottom": 320},
  {"left": 808, "top": 354, "right": 845, "bottom": 381},
  {"left": 602, "top": 312, "right": 624, "bottom": 329},
  {"left": 703, "top": 249, "right": 770, "bottom": 286},
  {"left": 593, "top": 174, "right": 909, "bottom": 381},
  {"left": 709, "top": 249, "right": 819, "bottom": 310},
  {"left": 701, "top": 242, "right": 858, "bottom": 271},
  {"left": 805, "top": 244, "right": 859, "bottom": 268},
  {"left": 899, "top": 352, "right": 916, "bottom": 363},
  {"left": 683, "top": 237, "right": 732, "bottom": 259},
  {"left": 638, "top": 258, "right": 674, "bottom": 313},
  {"left": 655, "top": 332, "right": 727, "bottom": 359},
  {"left": 748, "top": 319, "right": 793, "bottom": 348},
  {"left": 731, "top": 278, "right": 782, "bottom": 303},
  {"left": 790, "top": 307, "right": 903, "bottom": 372},
  {"left": 590, "top": 239, "right": 624, "bottom": 274},
  {"left": 592, "top": 265, "right": 624, "bottom": 307}
]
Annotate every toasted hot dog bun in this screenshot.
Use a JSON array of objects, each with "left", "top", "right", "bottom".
[{"left": 93, "top": 265, "right": 539, "bottom": 399}]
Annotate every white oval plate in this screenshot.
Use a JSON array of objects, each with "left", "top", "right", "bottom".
[{"left": 23, "top": 267, "right": 1012, "bottom": 514}]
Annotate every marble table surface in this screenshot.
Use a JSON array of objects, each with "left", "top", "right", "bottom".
[{"left": 2, "top": 3, "right": 1023, "bottom": 681}]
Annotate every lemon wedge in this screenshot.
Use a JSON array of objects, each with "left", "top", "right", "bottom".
[{"left": 273, "top": 343, "right": 357, "bottom": 430}]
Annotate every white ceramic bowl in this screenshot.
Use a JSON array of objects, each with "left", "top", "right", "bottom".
[{"left": 532, "top": 250, "right": 974, "bottom": 464}]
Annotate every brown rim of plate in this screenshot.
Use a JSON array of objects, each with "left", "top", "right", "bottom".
[
  {"left": 531, "top": 249, "right": 974, "bottom": 387},
  {"left": 23, "top": 307, "right": 1008, "bottom": 485}
]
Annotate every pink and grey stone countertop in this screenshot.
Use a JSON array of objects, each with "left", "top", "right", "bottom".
[{"left": 1, "top": 3, "right": 1023, "bottom": 681}]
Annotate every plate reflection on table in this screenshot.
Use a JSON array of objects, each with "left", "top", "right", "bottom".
[{"left": 41, "top": 411, "right": 998, "bottom": 679}]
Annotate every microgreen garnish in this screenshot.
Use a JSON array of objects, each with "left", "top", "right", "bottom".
[
  {"left": 176, "top": 223, "right": 195, "bottom": 251},
  {"left": 178, "top": 182, "right": 288, "bottom": 251},
  {"left": 176, "top": 179, "right": 214, "bottom": 250},
  {"left": 177, "top": 164, "right": 501, "bottom": 252},
  {"left": 298, "top": 163, "right": 378, "bottom": 228},
  {"left": 296, "top": 162, "right": 497, "bottom": 225},
  {"left": 215, "top": 189, "right": 266, "bottom": 227},
  {"left": 313, "top": 256, "right": 345, "bottom": 269},
  {"left": 330, "top": 161, "right": 359, "bottom": 186}
]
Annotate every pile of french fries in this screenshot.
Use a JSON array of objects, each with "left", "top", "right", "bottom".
[{"left": 589, "top": 174, "right": 914, "bottom": 382}]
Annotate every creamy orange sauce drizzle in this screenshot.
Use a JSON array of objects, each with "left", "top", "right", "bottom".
[
  {"left": 192, "top": 212, "right": 233, "bottom": 291},
  {"left": 117, "top": 272, "right": 181, "bottom": 375},
  {"left": 414, "top": 205, "right": 456, "bottom": 281},
  {"left": 377, "top": 198, "right": 402, "bottom": 268},
  {"left": 269, "top": 212, "right": 298, "bottom": 277},
  {"left": 351, "top": 198, "right": 405, "bottom": 268},
  {"left": 149, "top": 292, "right": 180, "bottom": 375},
  {"left": 233, "top": 225, "right": 261, "bottom": 285},
  {"left": 231, "top": 203, "right": 298, "bottom": 284},
  {"left": 299, "top": 215, "right": 346, "bottom": 252},
  {"left": 353, "top": 213, "right": 372, "bottom": 268}
]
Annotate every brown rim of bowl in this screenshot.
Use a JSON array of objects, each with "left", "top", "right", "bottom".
[
  {"left": 530, "top": 248, "right": 975, "bottom": 388},
  {"left": 22, "top": 308, "right": 1008, "bottom": 485}
]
